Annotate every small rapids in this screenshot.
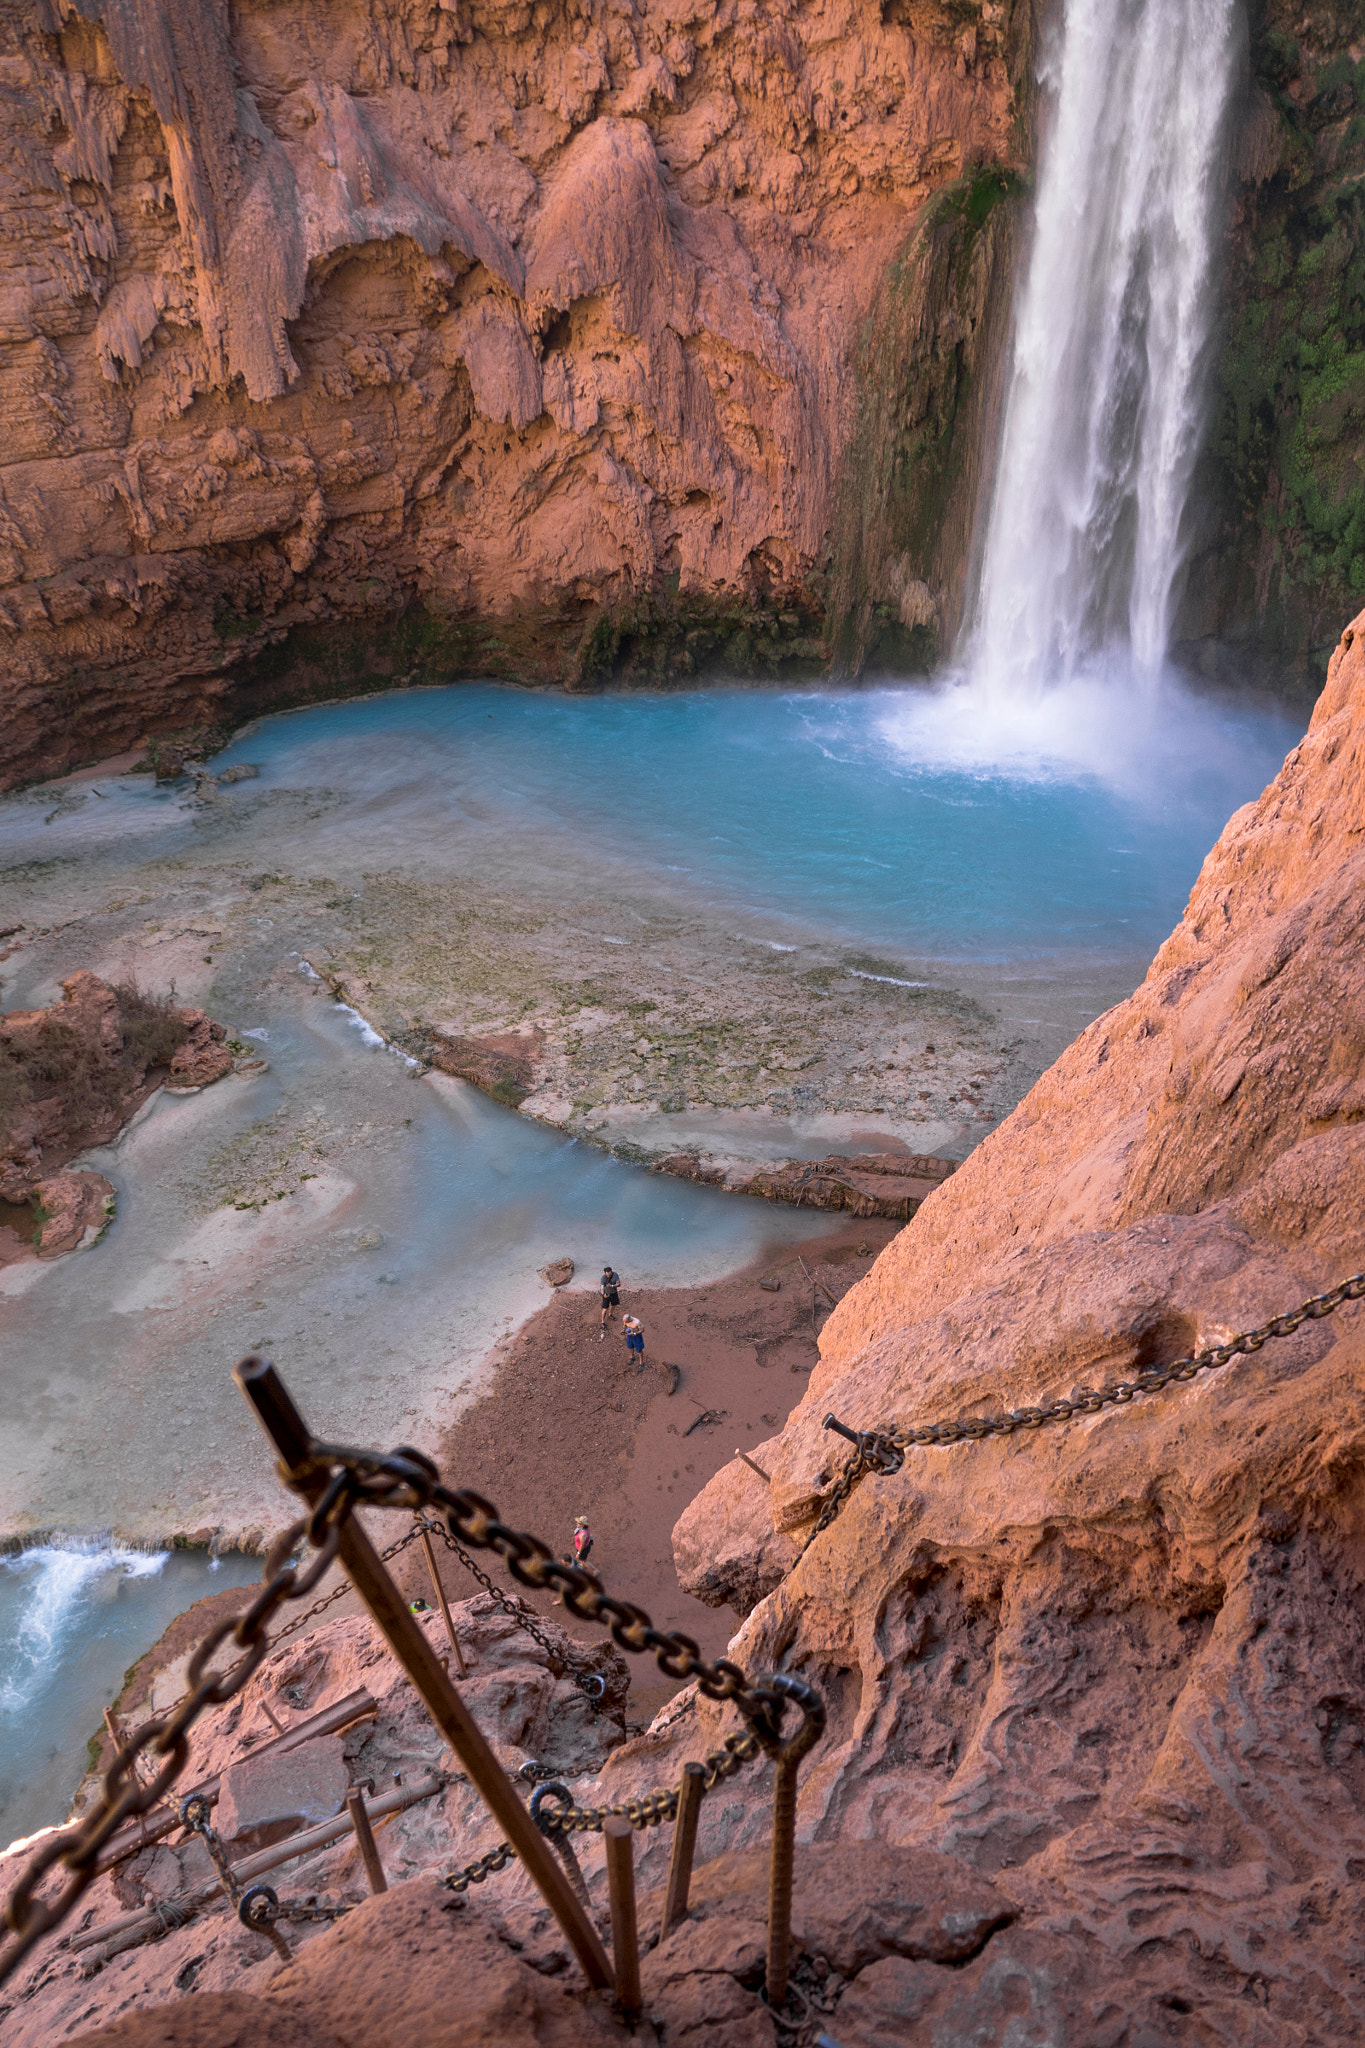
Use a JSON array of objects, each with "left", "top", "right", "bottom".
[{"left": 0, "top": 1544, "right": 259, "bottom": 1848}]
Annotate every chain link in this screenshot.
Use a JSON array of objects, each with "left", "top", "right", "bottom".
[
  {"left": 802, "top": 1272, "right": 1365, "bottom": 1553},
  {"left": 3, "top": 1444, "right": 801, "bottom": 1983},
  {"left": 439, "top": 1728, "right": 762, "bottom": 1894},
  {"left": 443, "top": 1841, "right": 518, "bottom": 1893},
  {"left": 420, "top": 1518, "right": 610, "bottom": 1710},
  {"left": 261, "top": 1524, "right": 424, "bottom": 1650}
]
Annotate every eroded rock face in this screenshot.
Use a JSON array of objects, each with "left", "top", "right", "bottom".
[
  {"left": 651, "top": 609, "right": 1365, "bottom": 2038},
  {"left": 0, "top": 0, "right": 1022, "bottom": 786}
]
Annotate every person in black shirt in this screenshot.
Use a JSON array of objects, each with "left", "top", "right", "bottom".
[{"left": 600, "top": 1265, "right": 621, "bottom": 1337}]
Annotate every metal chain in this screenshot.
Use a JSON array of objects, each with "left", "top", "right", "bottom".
[
  {"left": 2, "top": 1454, "right": 799, "bottom": 1981},
  {"left": 440, "top": 1728, "right": 762, "bottom": 1894},
  {"left": 420, "top": 1518, "right": 609, "bottom": 1710},
  {"left": 179, "top": 1794, "right": 241, "bottom": 1909},
  {"left": 258, "top": 1449, "right": 801, "bottom": 1757},
  {"left": 803, "top": 1272, "right": 1365, "bottom": 1553},
  {"left": 0, "top": 1507, "right": 349, "bottom": 1984},
  {"left": 538, "top": 1728, "right": 761, "bottom": 1836},
  {"left": 143, "top": 1524, "right": 426, "bottom": 1733},
  {"left": 262, "top": 1524, "right": 424, "bottom": 1649},
  {"left": 443, "top": 1841, "right": 518, "bottom": 1893}
]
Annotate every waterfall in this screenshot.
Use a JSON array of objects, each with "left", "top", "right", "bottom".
[{"left": 967, "top": 0, "right": 1239, "bottom": 701}]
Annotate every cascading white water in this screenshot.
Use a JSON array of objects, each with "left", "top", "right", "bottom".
[{"left": 968, "top": 0, "right": 1240, "bottom": 701}]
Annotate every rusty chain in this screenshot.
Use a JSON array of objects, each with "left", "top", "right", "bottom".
[
  {"left": 0, "top": 1509, "right": 348, "bottom": 1985},
  {"left": 443, "top": 1840, "right": 518, "bottom": 1893},
  {"left": 803, "top": 1271, "right": 1365, "bottom": 1553},
  {"left": 440, "top": 1727, "right": 762, "bottom": 1894},
  {"left": 534, "top": 1727, "right": 761, "bottom": 1836},
  {"left": 418, "top": 1517, "right": 610, "bottom": 1711},
  {"left": 261, "top": 1523, "right": 424, "bottom": 1648},
  {"left": 2, "top": 1440, "right": 807, "bottom": 1984}
]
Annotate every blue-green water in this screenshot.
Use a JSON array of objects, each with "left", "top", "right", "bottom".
[
  {"left": 207, "top": 676, "right": 1301, "bottom": 961},
  {"left": 1, "top": 679, "right": 1303, "bottom": 968}
]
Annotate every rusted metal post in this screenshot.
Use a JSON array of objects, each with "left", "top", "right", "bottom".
[
  {"left": 736, "top": 1450, "right": 772, "bottom": 1484},
  {"left": 234, "top": 1355, "right": 613, "bottom": 1992},
  {"left": 660, "top": 1760, "right": 705, "bottom": 1940},
  {"left": 766, "top": 1756, "right": 799, "bottom": 2007},
  {"left": 346, "top": 1788, "right": 388, "bottom": 1894},
  {"left": 260, "top": 1699, "right": 286, "bottom": 1736},
  {"left": 753, "top": 1675, "right": 825, "bottom": 2014},
  {"left": 420, "top": 1525, "right": 468, "bottom": 1678},
  {"left": 603, "top": 1815, "right": 642, "bottom": 2017}
]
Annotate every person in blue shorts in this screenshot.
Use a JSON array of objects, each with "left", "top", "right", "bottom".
[{"left": 623, "top": 1314, "right": 645, "bottom": 1371}]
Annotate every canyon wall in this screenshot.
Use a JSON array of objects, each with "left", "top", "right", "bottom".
[
  {"left": 1178, "top": 0, "right": 1365, "bottom": 691},
  {"left": 0, "top": 0, "right": 1026, "bottom": 787}
]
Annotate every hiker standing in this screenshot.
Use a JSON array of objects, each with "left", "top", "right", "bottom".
[
  {"left": 555, "top": 1519, "right": 594, "bottom": 1605},
  {"left": 623, "top": 1314, "right": 645, "bottom": 1371},
  {"left": 599, "top": 1264, "right": 621, "bottom": 1337}
]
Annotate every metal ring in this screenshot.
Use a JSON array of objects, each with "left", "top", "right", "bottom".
[
  {"left": 178, "top": 1792, "right": 212, "bottom": 1833},
  {"left": 238, "top": 1883, "right": 279, "bottom": 1929},
  {"left": 529, "top": 1781, "right": 574, "bottom": 1835}
]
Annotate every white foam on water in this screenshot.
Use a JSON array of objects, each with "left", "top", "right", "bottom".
[
  {"left": 869, "top": 664, "right": 1294, "bottom": 808},
  {"left": 849, "top": 971, "right": 936, "bottom": 989},
  {"left": 332, "top": 1000, "right": 386, "bottom": 1049},
  {"left": 332, "top": 1001, "right": 421, "bottom": 1069},
  {"left": 0, "top": 1543, "right": 166, "bottom": 1716}
]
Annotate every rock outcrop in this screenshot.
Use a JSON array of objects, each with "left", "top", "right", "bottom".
[
  {"left": 656, "top": 609, "right": 1365, "bottom": 2036},
  {"left": 0, "top": 0, "right": 1026, "bottom": 787},
  {"left": 0, "top": 969, "right": 231, "bottom": 1259},
  {"left": 658, "top": 1147, "right": 958, "bottom": 1218}
]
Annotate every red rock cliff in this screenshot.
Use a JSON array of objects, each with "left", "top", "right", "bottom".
[
  {"left": 1, "top": 0, "right": 1024, "bottom": 785},
  {"left": 662, "top": 609, "right": 1365, "bottom": 2036}
]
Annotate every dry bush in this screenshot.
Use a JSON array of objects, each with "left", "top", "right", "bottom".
[
  {"left": 1, "top": 983, "right": 193, "bottom": 1145},
  {"left": 0, "top": 1045, "right": 28, "bottom": 1130},
  {"left": 113, "top": 982, "right": 188, "bottom": 1070}
]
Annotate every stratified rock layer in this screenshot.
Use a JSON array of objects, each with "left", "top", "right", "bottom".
[
  {"left": 656, "top": 608, "right": 1365, "bottom": 2040},
  {"left": 1, "top": 0, "right": 1022, "bottom": 786}
]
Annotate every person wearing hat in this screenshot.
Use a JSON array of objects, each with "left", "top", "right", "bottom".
[
  {"left": 572, "top": 1517, "right": 593, "bottom": 1563},
  {"left": 599, "top": 1264, "right": 621, "bottom": 1337}
]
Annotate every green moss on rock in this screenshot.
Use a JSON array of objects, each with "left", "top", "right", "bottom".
[{"left": 1189, "top": 4, "right": 1365, "bottom": 679}]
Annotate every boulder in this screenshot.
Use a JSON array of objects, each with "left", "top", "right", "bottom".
[{"left": 213, "top": 1734, "right": 350, "bottom": 1850}]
